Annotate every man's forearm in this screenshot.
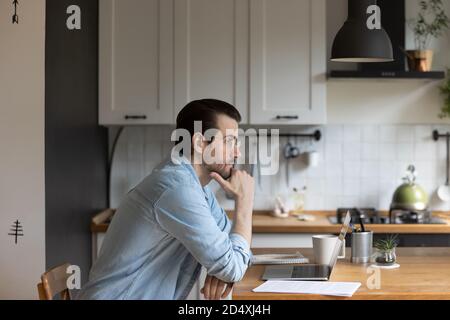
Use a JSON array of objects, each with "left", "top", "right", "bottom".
[{"left": 231, "top": 199, "right": 253, "bottom": 246}]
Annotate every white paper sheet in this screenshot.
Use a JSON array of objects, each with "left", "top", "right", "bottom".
[{"left": 253, "top": 281, "right": 361, "bottom": 297}]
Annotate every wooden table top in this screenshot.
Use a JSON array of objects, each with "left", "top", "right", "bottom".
[
  {"left": 91, "top": 209, "right": 450, "bottom": 234},
  {"left": 233, "top": 247, "right": 450, "bottom": 300}
]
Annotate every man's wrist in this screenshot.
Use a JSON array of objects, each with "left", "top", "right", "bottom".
[
  {"left": 235, "top": 197, "right": 253, "bottom": 216},
  {"left": 235, "top": 193, "right": 253, "bottom": 207}
]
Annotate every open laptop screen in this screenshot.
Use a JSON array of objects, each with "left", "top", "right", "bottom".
[{"left": 328, "top": 211, "right": 351, "bottom": 269}]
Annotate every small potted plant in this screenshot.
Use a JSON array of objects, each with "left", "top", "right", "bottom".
[
  {"left": 407, "top": 0, "right": 450, "bottom": 72},
  {"left": 439, "top": 69, "right": 450, "bottom": 119},
  {"left": 373, "top": 235, "right": 399, "bottom": 266}
]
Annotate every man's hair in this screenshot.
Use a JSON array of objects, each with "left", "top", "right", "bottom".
[{"left": 176, "top": 99, "right": 242, "bottom": 138}]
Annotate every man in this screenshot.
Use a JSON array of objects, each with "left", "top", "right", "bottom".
[{"left": 77, "top": 99, "right": 254, "bottom": 300}]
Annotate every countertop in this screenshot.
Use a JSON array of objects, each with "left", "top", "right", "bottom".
[
  {"left": 232, "top": 247, "right": 450, "bottom": 300},
  {"left": 247, "top": 211, "right": 450, "bottom": 234},
  {"left": 91, "top": 209, "right": 450, "bottom": 234}
]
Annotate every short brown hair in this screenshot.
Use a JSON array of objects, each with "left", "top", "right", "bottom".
[{"left": 176, "top": 99, "right": 242, "bottom": 138}]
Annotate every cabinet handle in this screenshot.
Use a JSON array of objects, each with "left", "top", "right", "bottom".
[
  {"left": 276, "top": 115, "right": 299, "bottom": 120},
  {"left": 124, "top": 115, "right": 147, "bottom": 120}
]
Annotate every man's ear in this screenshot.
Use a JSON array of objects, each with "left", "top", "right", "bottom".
[{"left": 192, "top": 132, "right": 205, "bottom": 154}]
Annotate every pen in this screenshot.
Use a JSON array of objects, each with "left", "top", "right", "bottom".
[{"left": 356, "top": 209, "right": 366, "bottom": 233}]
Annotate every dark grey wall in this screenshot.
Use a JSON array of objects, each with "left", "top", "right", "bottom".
[{"left": 45, "top": 0, "right": 108, "bottom": 285}]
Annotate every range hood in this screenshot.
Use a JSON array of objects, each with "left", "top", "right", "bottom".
[{"left": 329, "top": 0, "right": 445, "bottom": 79}]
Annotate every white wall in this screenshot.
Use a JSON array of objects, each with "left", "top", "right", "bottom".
[
  {"left": 327, "top": 0, "right": 450, "bottom": 124},
  {"left": 0, "top": 0, "right": 46, "bottom": 299}
]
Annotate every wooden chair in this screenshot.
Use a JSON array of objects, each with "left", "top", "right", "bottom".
[{"left": 37, "top": 263, "right": 72, "bottom": 300}]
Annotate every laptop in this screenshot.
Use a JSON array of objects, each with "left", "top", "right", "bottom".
[{"left": 261, "top": 211, "right": 351, "bottom": 281}]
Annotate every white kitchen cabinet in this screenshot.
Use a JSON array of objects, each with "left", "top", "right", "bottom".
[
  {"left": 174, "top": 0, "right": 249, "bottom": 123},
  {"left": 100, "top": 0, "right": 327, "bottom": 126},
  {"left": 99, "top": 0, "right": 175, "bottom": 125},
  {"left": 249, "top": 0, "right": 327, "bottom": 125}
]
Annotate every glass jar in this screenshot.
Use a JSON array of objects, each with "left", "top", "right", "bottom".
[
  {"left": 374, "top": 248, "right": 397, "bottom": 266},
  {"left": 290, "top": 187, "right": 306, "bottom": 215}
]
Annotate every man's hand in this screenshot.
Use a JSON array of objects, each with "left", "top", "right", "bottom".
[
  {"left": 210, "top": 169, "right": 254, "bottom": 203},
  {"left": 200, "top": 275, "right": 234, "bottom": 300},
  {"left": 211, "top": 168, "right": 254, "bottom": 246}
]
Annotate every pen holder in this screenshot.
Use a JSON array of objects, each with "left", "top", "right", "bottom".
[{"left": 351, "top": 231, "right": 373, "bottom": 264}]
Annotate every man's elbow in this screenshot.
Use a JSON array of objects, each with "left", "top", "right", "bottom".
[
  {"left": 209, "top": 256, "right": 250, "bottom": 283},
  {"left": 225, "top": 263, "right": 248, "bottom": 283}
]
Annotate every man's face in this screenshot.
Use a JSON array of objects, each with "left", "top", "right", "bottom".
[{"left": 202, "top": 114, "right": 241, "bottom": 180}]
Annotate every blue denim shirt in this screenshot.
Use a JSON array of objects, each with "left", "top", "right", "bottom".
[{"left": 77, "top": 157, "right": 252, "bottom": 300}]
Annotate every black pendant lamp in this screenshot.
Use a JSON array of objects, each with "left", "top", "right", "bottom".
[{"left": 331, "top": 0, "right": 393, "bottom": 62}]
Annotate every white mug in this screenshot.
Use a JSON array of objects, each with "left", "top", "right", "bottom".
[
  {"left": 305, "top": 151, "right": 320, "bottom": 167},
  {"left": 312, "top": 235, "right": 345, "bottom": 265}
]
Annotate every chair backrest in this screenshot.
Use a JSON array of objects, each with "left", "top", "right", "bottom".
[{"left": 37, "top": 263, "right": 72, "bottom": 300}]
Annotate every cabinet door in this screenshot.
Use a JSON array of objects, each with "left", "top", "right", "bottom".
[
  {"left": 249, "top": 0, "right": 327, "bottom": 125},
  {"left": 99, "top": 0, "right": 174, "bottom": 125},
  {"left": 174, "top": 0, "right": 249, "bottom": 123}
]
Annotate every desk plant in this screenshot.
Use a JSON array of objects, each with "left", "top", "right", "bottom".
[{"left": 374, "top": 234, "right": 399, "bottom": 266}]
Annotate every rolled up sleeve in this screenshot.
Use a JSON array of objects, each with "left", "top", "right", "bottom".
[
  {"left": 154, "top": 185, "right": 251, "bottom": 283},
  {"left": 208, "top": 189, "right": 254, "bottom": 266}
]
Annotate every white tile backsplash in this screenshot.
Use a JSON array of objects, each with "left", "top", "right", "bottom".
[
  {"left": 343, "top": 161, "right": 361, "bottom": 179},
  {"left": 379, "top": 143, "right": 397, "bottom": 161},
  {"left": 325, "top": 142, "right": 342, "bottom": 162},
  {"left": 361, "top": 143, "right": 379, "bottom": 161},
  {"left": 324, "top": 125, "right": 343, "bottom": 142},
  {"left": 342, "top": 142, "right": 361, "bottom": 161},
  {"left": 342, "top": 179, "right": 360, "bottom": 197},
  {"left": 362, "top": 125, "right": 379, "bottom": 143},
  {"left": 396, "top": 143, "right": 414, "bottom": 161},
  {"left": 343, "top": 125, "right": 361, "bottom": 143},
  {"left": 396, "top": 126, "right": 414, "bottom": 143},
  {"left": 361, "top": 161, "right": 379, "bottom": 178},
  {"left": 415, "top": 125, "right": 433, "bottom": 143},
  {"left": 379, "top": 161, "right": 398, "bottom": 180},
  {"left": 325, "top": 176, "right": 342, "bottom": 196},
  {"left": 110, "top": 124, "right": 450, "bottom": 211},
  {"left": 379, "top": 125, "right": 398, "bottom": 143}
]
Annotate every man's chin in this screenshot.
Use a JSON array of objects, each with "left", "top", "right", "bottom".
[
  {"left": 211, "top": 165, "right": 232, "bottom": 180},
  {"left": 222, "top": 169, "right": 232, "bottom": 180}
]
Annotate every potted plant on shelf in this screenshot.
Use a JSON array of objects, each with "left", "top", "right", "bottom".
[
  {"left": 439, "top": 69, "right": 450, "bottom": 118},
  {"left": 373, "top": 235, "right": 399, "bottom": 266},
  {"left": 407, "top": 0, "right": 450, "bottom": 72}
]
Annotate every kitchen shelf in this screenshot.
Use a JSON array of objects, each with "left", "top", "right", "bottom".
[{"left": 328, "top": 70, "right": 446, "bottom": 80}]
